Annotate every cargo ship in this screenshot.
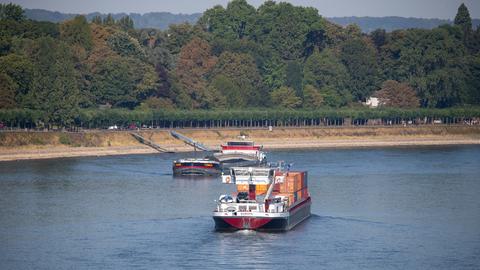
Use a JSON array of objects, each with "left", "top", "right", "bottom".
[
  {"left": 172, "top": 158, "right": 221, "bottom": 176},
  {"left": 213, "top": 166, "right": 311, "bottom": 231},
  {"left": 213, "top": 141, "right": 267, "bottom": 168}
]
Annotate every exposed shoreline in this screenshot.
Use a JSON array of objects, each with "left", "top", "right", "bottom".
[{"left": 1, "top": 126, "right": 479, "bottom": 162}]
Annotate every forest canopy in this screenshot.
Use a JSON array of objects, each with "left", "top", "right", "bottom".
[{"left": 1, "top": 1, "right": 480, "bottom": 127}]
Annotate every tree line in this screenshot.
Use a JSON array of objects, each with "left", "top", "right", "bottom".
[
  {"left": 1, "top": 107, "right": 479, "bottom": 130},
  {"left": 1, "top": 1, "right": 480, "bottom": 128}
]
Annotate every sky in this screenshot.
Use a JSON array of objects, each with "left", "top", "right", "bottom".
[{"left": 1, "top": 0, "right": 479, "bottom": 19}]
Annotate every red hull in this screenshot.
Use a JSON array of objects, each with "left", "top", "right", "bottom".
[
  {"left": 222, "top": 217, "right": 273, "bottom": 230},
  {"left": 214, "top": 197, "right": 311, "bottom": 231}
]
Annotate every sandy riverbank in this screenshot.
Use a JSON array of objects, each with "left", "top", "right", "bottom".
[{"left": 1, "top": 126, "right": 479, "bottom": 161}]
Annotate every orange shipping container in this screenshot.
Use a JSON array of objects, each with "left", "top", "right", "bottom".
[
  {"left": 256, "top": 184, "right": 268, "bottom": 192},
  {"left": 295, "top": 177, "right": 302, "bottom": 190},
  {"left": 237, "top": 184, "right": 249, "bottom": 192},
  {"left": 287, "top": 175, "right": 301, "bottom": 193},
  {"left": 255, "top": 184, "right": 268, "bottom": 195},
  {"left": 279, "top": 181, "right": 289, "bottom": 193}
]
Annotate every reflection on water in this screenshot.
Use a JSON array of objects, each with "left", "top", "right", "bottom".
[{"left": 1, "top": 146, "right": 480, "bottom": 269}]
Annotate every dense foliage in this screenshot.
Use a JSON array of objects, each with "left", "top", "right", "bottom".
[{"left": 1, "top": 1, "right": 480, "bottom": 128}]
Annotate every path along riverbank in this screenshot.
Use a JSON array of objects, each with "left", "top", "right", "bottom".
[{"left": 1, "top": 125, "right": 479, "bottom": 161}]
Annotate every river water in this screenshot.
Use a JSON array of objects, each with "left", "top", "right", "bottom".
[{"left": 0, "top": 146, "right": 479, "bottom": 269}]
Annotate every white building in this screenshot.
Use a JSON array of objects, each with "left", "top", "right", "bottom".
[{"left": 365, "top": 97, "right": 380, "bottom": 108}]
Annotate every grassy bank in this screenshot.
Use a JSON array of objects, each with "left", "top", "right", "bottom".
[{"left": 1, "top": 125, "right": 479, "bottom": 161}]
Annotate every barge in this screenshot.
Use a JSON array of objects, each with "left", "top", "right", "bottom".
[
  {"left": 213, "top": 166, "right": 311, "bottom": 231},
  {"left": 213, "top": 141, "right": 267, "bottom": 168},
  {"left": 172, "top": 158, "right": 221, "bottom": 176}
]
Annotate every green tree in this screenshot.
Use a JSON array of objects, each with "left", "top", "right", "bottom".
[
  {"left": 302, "top": 84, "right": 323, "bottom": 109},
  {"left": 103, "top": 14, "right": 115, "bottom": 26},
  {"left": 303, "top": 21, "right": 326, "bottom": 58},
  {"left": 139, "top": 97, "right": 175, "bottom": 110},
  {"left": 26, "top": 37, "right": 80, "bottom": 126},
  {"left": 165, "top": 23, "right": 194, "bottom": 54},
  {"left": 117, "top": 16, "right": 134, "bottom": 31},
  {"left": 60, "top": 15, "right": 93, "bottom": 51},
  {"left": 270, "top": 86, "right": 301, "bottom": 108},
  {"left": 0, "top": 53, "right": 34, "bottom": 104},
  {"left": 91, "top": 15, "right": 102, "bottom": 25},
  {"left": 199, "top": 0, "right": 256, "bottom": 40},
  {"left": 107, "top": 31, "right": 145, "bottom": 58},
  {"left": 380, "top": 27, "right": 468, "bottom": 107},
  {"left": 303, "top": 48, "right": 350, "bottom": 102},
  {"left": 454, "top": 3, "right": 472, "bottom": 45},
  {"left": 201, "top": 85, "right": 227, "bottom": 109},
  {"left": 90, "top": 56, "right": 157, "bottom": 108},
  {"left": 0, "top": 73, "right": 17, "bottom": 109},
  {"left": 143, "top": 37, "right": 174, "bottom": 69},
  {"left": 466, "top": 54, "right": 480, "bottom": 104},
  {"left": 208, "top": 75, "right": 242, "bottom": 108},
  {"left": 210, "top": 51, "right": 265, "bottom": 106},
  {"left": 319, "top": 86, "right": 349, "bottom": 107},
  {"left": 253, "top": 1, "right": 326, "bottom": 60},
  {"left": 414, "top": 67, "right": 468, "bottom": 108},
  {"left": 0, "top": 3, "right": 25, "bottom": 21},
  {"left": 261, "top": 56, "right": 285, "bottom": 90},
  {"left": 340, "top": 38, "right": 380, "bottom": 101},
  {"left": 370, "top": 28, "right": 387, "bottom": 50},
  {"left": 285, "top": 60, "right": 303, "bottom": 98}
]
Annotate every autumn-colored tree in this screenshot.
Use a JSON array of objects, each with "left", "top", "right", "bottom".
[
  {"left": 375, "top": 80, "right": 419, "bottom": 108},
  {"left": 174, "top": 37, "right": 217, "bottom": 109}
]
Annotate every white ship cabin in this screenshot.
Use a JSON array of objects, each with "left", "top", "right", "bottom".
[
  {"left": 216, "top": 194, "right": 288, "bottom": 214},
  {"left": 226, "top": 141, "right": 255, "bottom": 146},
  {"left": 217, "top": 167, "right": 289, "bottom": 214},
  {"left": 222, "top": 167, "right": 277, "bottom": 185},
  {"left": 221, "top": 141, "right": 263, "bottom": 153}
]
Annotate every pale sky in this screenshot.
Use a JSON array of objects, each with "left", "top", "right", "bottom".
[{"left": 1, "top": 0, "right": 479, "bottom": 19}]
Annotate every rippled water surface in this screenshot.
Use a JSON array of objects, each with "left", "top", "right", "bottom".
[{"left": 1, "top": 146, "right": 480, "bottom": 269}]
